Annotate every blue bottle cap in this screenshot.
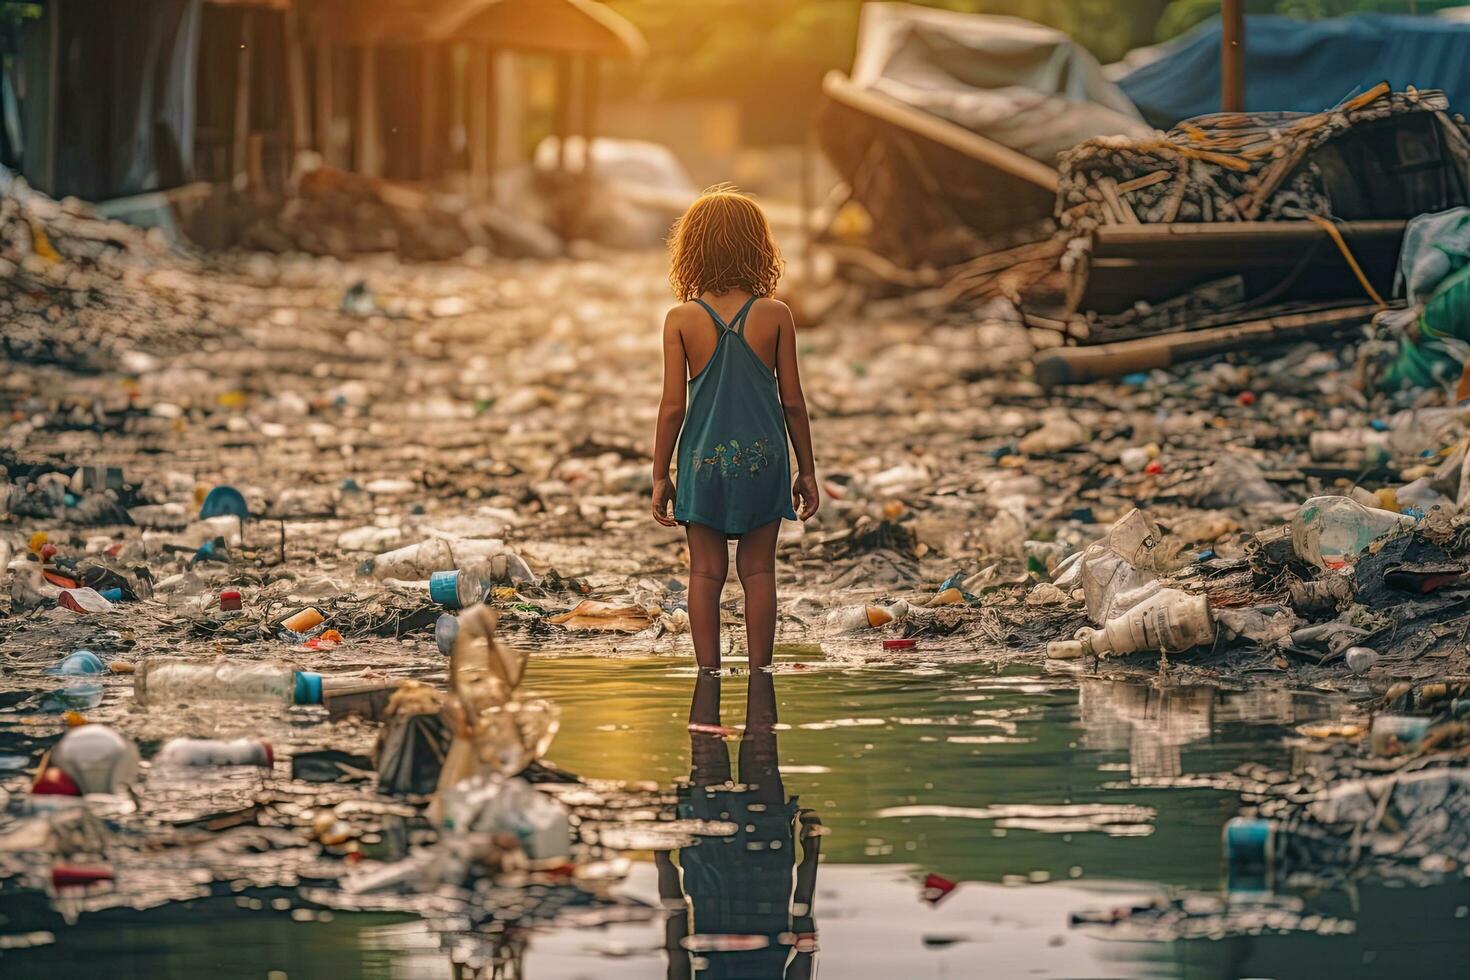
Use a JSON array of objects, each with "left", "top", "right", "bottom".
[
  {"left": 429, "top": 570, "right": 461, "bottom": 607},
  {"left": 294, "top": 671, "right": 324, "bottom": 705}
]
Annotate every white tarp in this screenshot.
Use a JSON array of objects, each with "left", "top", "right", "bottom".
[{"left": 849, "top": 3, "right": 1154, "bottom": 166}]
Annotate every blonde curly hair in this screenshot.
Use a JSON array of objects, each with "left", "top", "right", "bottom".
[{"left": 667, "top": 184, "right": 783, "bottom": 301}]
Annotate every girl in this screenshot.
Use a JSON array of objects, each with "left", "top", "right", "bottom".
[{"left": 651, "top": 185, "right": 819, "bottom": 671}]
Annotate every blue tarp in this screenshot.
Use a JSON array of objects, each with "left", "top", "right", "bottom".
[{"left": 1117, "top": 14, "right": 1470, "bottom": 129}]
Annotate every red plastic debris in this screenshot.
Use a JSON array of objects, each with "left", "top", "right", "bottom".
[
  {"left": 883, "top": 638, "right": 917, "bottom": 650},
  {"left": 1144, "top": 459, "right": 1164, "bottom": 475},
  {"left": 32, "top": 766, "right": 82, "bottom": 796},
  {"left": 921, "top": 872, "right": 958, "bottom": 905},
  {"left": 219, "top": 589, "right": 243, "bottom": 611},
  {"left": 42, "top": 570, "right": 78, "bottom": 590},
  {"left": 51, "top": 863, "right": 114, "bottom": 889},
  {"left": 1237, "top": 391, "right": 1257, "bottom": 406},
  {"left": 40, "top": 543, "right": 59, "bottom": 561}
]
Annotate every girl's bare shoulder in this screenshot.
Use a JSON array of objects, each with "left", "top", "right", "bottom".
[
  {"left": 663, "top": 301, "right": 705, "bottom": 336},
  {"left": 753, "top": 297, "right": 795, "bottom": 329}
]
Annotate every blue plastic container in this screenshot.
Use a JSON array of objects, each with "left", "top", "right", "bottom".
[
  {"left": 429, "top": 570, "right": 461, "bottom": 607},
  {"left": 98, "top": 588, "right": 124, "bottom": 602},
  {"left": 1223, "top": 816, "right": 1276, "bottom": 869},
  {"left": 292, "top": 671, "right": 324, "bottom": 705}
]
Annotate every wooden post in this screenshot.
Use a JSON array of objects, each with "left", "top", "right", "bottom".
[
  {"left": 315, "top": 41, "right": 337, "bottom": 165},
  {"left": 356, "top": 45, "right": 381, "bottom": 176},
  {"left": 418, "top": 44, "right": 440, "bottom": 179},
  {"left": 554, "top": 54, "right": 573, "bottom": 173},
  {"left": 283, "top": 6, "right": 310, "bottom": 156},
  {"left": 232, "top": 10, "right": 254, "bottom": 188},
  {"left": 580, "top": 55, "right": 599, "bottom": 178},
  {"left": 43, "top": 0, "right": 60, "bottom": 194},
  {"left": 485, "top": 49, "right": 499, "bottom": 190},
  {"left": 467, "top": 44, "right": 489, "bottom": 192},
  {"left": 1221, "top": 0, "right": 1245, "bottom": 113}
]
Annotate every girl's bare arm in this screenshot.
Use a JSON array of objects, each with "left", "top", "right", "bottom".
[
  {"left": 651, "top": 310, "right": 687, "bottom": 526},
  {"left": 774, "top": 303, "right": 820, "bottom": 519}
]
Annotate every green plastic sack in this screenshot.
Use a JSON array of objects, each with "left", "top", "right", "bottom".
[{"left": 1382, "top": 261, "right": 1470, "bottom": 390}]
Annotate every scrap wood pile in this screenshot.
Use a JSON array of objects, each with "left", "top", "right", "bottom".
[{"left": 1054, "top": 83, "right": 1459, "bottom": 232}]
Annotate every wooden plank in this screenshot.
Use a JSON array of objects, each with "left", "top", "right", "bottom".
[
  {"left": 418, "top": 43, "right": 440, "bottom": 178},
  {"left": 232, "top": 11, "right": 254, "bottom": 188},
  {"left": 1094, "top": 219, "right": 1406, "bottom": 248},
  {"left": 1034, "top": 304, "right": 1385, "bottom": 388},
  {"left": 821, "top": 70, "right": 1059, "bottom": 193}
]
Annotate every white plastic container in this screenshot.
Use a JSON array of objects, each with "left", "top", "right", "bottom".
[
  {"left": 370, "top": 537, "right": 506, "bottom": 580},
  {"left": 50, "top": 725, "right": 140, "bottom": 794},
  {"left": 1048, "top": 588, "right": 1214, "bottom": 659},
  {"left": 154, "top": 737, "right": 273, "bottom": 768}
]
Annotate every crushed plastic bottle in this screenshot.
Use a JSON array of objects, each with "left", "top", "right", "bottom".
[
  {"left": 439, "top": 773, "right": 571, "bottom": 859},
  {"left": 134, "top": 657, "right": 323, "bottom": 706},
  {"left": 1047, "top": 588, "right": 1214, "bottom": 659},
  {"left": 1291, "top": 496, "right": 1416, "bottom": 570},
  {"left": 443, "top": 605, "right": 557, "bottom": 779},
  {"left": 153, "top": 738, "right": 273, "bottom": 768},
  {"left": 49, "top": 725, "right": 139, "bottom": 794},
  {"left": 825, "top": 600, "right": 910, "bottom": 634}
]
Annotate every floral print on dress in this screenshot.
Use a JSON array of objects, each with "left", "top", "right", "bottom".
[{"left": 693, "top": 437, "right": 775, "bottom": 478}]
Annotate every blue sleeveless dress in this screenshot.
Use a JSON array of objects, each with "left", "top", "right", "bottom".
[{"left": 675, "top": 296, "right": 798, "bottom": 537}]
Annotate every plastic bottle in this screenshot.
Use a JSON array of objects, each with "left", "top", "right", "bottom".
[
  {"left": 134, "top": 656, "right": 323, "bottom": 706},
  {"left": 48, "top": 650, "right": 106, "bottom": 675},
  {"left": 370, "top": 538, "right": 506, "bottom": 581},
  {"left": 1223, "top": 816, "right": 1277, "bottom": 870},
  {"left": 1308, "top": 429, "right": 1391, "bottom": 462},
  {"left": 429, "top": 552, "right": 537, "bottom": 608},
  {"left": 153, "top": 737, "right": 274, "bottom": 768},
  {"left": 1046, "top": 588, "right": 1214, "bottom": 659},
  {"left": 825, "top": 600, "right": 910, "bottom": 634},
  {"left": 49, "top": 725, "right": 139, "bottom": 794},
  {"left": 1291, "top": 496, "right": 1415, "bottom": 570},
  {"left": 435, "top": 611, "right": 459, "bottom": 655},
  {"left": 1369, "top": 714, "right": 1432, "bottom": 757}
]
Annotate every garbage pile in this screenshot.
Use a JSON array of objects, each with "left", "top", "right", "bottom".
[
  {"left": 1056, "top": 84, "right": 1464, "bottom": 232},
  {"left": 0, "top": 168, "right": 223, "bottom": 372},
  {"left": 237, "top": 165, "right": 564, "bottom": 262}
]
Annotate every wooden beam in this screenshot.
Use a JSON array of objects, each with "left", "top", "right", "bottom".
[
  {"left": 232, "top": 10, "right": 254, "bottom": 188},
  {"left": 1221, "top": 0, "right": 1245, "bottom": 113},
  {"left": 356, "top": 44, "right": 381, "bottom": 176},
  {"left": 1033, "top": 304, "right": 1385, "bottom": 388},
  {"left": 821, "top": 70, "right": 1058, "bottom": 193}
]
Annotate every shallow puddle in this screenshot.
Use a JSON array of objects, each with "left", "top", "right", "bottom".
[{"left": 10, "top": 652, "right": 1470, "bottom": 977}]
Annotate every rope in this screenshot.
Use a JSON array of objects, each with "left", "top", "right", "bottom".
[{"left": 1304, "top": 213, "right": 1388, "bottom": 308}]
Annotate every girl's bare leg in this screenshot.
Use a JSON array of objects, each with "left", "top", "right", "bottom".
[
  {"left": 735, "top": 520, "right": 780, "bottom": 671},
  {"left": 685, "top": 522, "right": 729, "bottom": 670}
]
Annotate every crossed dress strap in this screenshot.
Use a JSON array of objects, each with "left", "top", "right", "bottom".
[{"left": 694, "top": 295, "right": 759, "bottom": 336}]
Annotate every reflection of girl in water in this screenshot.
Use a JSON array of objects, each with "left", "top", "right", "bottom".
[{"left": 658, "top": 670, "right": 822, "bottom": 979}]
